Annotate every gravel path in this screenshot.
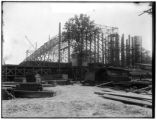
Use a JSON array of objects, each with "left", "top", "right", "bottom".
[{"left": 2, "top": 84, "right": 152, "bottom": 118}]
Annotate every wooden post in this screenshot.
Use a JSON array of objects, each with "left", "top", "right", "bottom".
[
  {"left": 128, "top": 35, "right": 130, "bottom": 67},
  {"left": 132, "top": 37, "right": 134, "bottom": 67},
  {"left": 97, "top": 34, "right": 99, "bottom": 63},
  {"left": 102, "top": 33, "right": 104, "bottom": 64},
  {"left": 105, "top": 36, "right": 107, "bottom": 64},
  {"left": 58, "top": 22, "right": 61, "bottom": 72},
  {"left": 94, "top": 33, "right": 96, "bottom": 63},
  {"left": 121, "top": 34, "right": 125, "bottom": 67},
  {"left": 89, "top": 34, "right": 92, "bottom": 63},
  {"left": 86, "top": 32, "right": 88, "bottom": 59},
  {"left": 68, "top": 32, "right": 70, "bottom": 63},
  {"left": 59, "top": 22, "right": 61, "bottom": 62}
]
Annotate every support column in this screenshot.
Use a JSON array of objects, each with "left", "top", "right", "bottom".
[
  {"left": 94, "top": 33, "right": 96, "bottom": 63},
  {"left": 97, "top": 34, "right": 99, "bottom": 63},
  {"left": 58, "top": 22, "right": 61, "bottom": 72},
  {"left": 89, "top": 34, "right": 92, "bottom": 63},
  {"left": 68, "top": 33, "right": 70, "bottom": 63},
  {"left": 58, "top": 22, "right": 61, "bottom": 63},
  {"left": 102, "top": 33, "right": 104, "bottom": 64}
]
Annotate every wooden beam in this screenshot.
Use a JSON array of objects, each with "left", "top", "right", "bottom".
[
  {"left": 94, "top": 34, "right": 96, "bottom": 63},
  {"left": 58, "top": 22, "right": 61, "bottom": 63},
  {"left": 95, "top": 91, "right": 152, "bottom": 101},
  {"left": 96, "top": 81, "right": 113, "bottom": 87},
  {"left": 101, "top": 94, "right": 152, "bottom": 108},
  {"left": 102, "top": 33, "right": 104, "bottom": 63},
  {"left": 97, "top": 34, "right": 99, "bottom": 63}
]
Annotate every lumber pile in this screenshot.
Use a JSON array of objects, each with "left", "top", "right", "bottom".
[
  {"left": 95, "top": 90, "right": 152, "bottom": 108},
  {"left": 101, "top": 94, "right": 152, "bottom": 108}
]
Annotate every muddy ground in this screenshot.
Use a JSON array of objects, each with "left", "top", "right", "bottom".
[{"left": 2, "top": 84, "right": 152, "bottom": 118}]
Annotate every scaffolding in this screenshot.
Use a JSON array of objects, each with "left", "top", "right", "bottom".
[
  {"left": 22, "top": 24, "right": 120, "bottom": 66},
  {"left": 22, "top": 23, "right": 142, "bottom": 68}
]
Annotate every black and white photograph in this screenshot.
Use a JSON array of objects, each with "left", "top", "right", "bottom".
[{"left": 1, "top": 1, "right": 155, "bottom": 118}]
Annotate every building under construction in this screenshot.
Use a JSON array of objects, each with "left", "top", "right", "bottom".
[
  {"left": 2, "top": 22, "right": 143, "bottom": 82},
  {"left": 21, "top": 24, "right": 142, "bottom": 68}
]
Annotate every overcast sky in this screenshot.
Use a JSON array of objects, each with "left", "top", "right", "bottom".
[{"left": 3, "top": 2, "right": 152, "bottom": 64}]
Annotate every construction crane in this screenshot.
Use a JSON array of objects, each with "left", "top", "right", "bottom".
[
  {"left": 25, "top": 36, "right": 36, "bottom": 50},
  {"left": 25, "top": 36, "right": 37, "bottom": 58}
]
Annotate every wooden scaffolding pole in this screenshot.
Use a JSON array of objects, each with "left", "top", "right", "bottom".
[
  {"left": 94, "top": 33, "right": 96, "bottom": 63},
  {"left": 58, "top": 22, "right": 61, "bottom": 71},
  {"left": 97, "top": 34, "right": 99, "bottom": 63},
  {"left": 102, "top": 33, "right": 104, "bottom": 64},
  {"left": 89, "top": 34, "right": 92, "bottom": 63},
  {"left": 68, "top": 32, "right": 70, "bottom": 63}
]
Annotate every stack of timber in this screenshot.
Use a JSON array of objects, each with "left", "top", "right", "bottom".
[{"left": 95, "top": 90, "right": 152, "bottom": 108}]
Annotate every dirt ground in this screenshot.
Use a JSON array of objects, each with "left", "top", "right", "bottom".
[{"left": 2, "top": 84, "right": 152, "bottom": 118}]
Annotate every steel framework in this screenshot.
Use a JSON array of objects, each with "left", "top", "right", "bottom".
[{"left": 21, "top": 24, "right": 120, "bottom": 66}]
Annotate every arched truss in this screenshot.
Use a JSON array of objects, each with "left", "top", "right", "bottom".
[{"left": 22, "top": 24, "right": 119, "bottom": 65}]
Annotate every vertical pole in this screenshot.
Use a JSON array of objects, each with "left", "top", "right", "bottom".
[
  {"left": 102, "top": 33, "right": 104, "bottom": 64},
  {"left": 58, "top": 22, "right": 61, "bottom": 72},
  {"left": 141, "top": 37, "right": 142, "bottom": 63},
  {"left": 106, "top": 34, "right": 110, "bottom": 64},
  {"left": 110, "top": 34, "right": 113, "bottom": 65},
  {"left": 68, "top": 33, "right": 70, "bottom": 63},
  {"left": 97, "top": 34, "right": 99, "bottom": 63},
  {"left": 128, "top": 35, "right": 130, "bottom": 67},
  {"left": 121, "top": 34, "right": 124, "bottom": 67},
  {"left": 94, "top": 33, "right": 96, "bottom": 63},
  {"left": 86, "top": 33, "right": 88, "bottom": 59},
  {"left": 104, "top": 36, "right": 106, "bottom": 64},
  {"left": 117, "top": 34, "right": 120, "bottom": 66},
  {"left": 132, "top": 37, "right": 134, "bottom": 67},
  {"left": 89, "top": 34, "right": 92, "bottom": 63}
]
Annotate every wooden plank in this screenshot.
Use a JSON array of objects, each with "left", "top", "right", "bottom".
[
  {"left": 95, "top": 92, "right": 152, "bottom": 102},
  {"left": 96, "top": 82, "right": 113, "bottom": 87},
  {"left": 101, "top": 89, "right": 152, "bottom": 99},
  {"left": 101, "top": 94, "right": 152, "bottom": 108},
  {"left": 2, "top": 85, "right": 16, "bottom": 87},
  {"left": 133, "top": 85, "right": 152, "bottom": 92}
]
